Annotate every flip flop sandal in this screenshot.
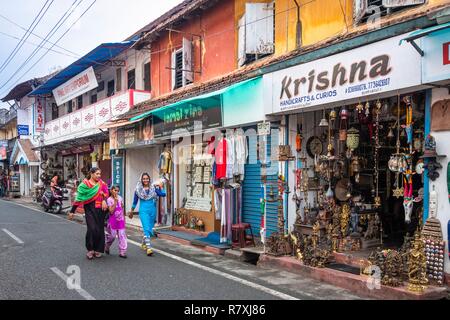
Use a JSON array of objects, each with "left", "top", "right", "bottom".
[
  {"left": 94, "top": 252, "right": 102, "bottom": 258},
  {"left": 86, "top": 252, "right": 94, "bottom": 260},
  {"left": 146, "top": 248, "right": 153, "bottom": 256}
]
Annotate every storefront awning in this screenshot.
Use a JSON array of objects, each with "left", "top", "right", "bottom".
[
  {"left": 399, "top": 22, "right": 450, "bottom": 56},
  {"left": 30, "top": 41, "right": 136, "bottom": 96},
  {"left": 130, "top": 78, "right": 260, "bottom": 122}
]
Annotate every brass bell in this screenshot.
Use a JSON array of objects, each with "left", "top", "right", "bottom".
[{"left": 319, "top": 117, "right": 329, "bottom": 127}]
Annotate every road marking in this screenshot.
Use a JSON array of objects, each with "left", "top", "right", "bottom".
[
  {"left": 50, "top": 267, "right": 95, "bottom": 300},
  {"left": 127, "top": 239, "right": 299, "bottom": 300},
  {"left": 2, "top": 228, "right": 24, "bottom": 244},
  {"left": 2, "top": 200, "right": 299, "bottom": 300}
]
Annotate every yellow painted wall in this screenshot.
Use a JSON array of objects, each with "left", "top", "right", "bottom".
[
  {"left": 275, "top": 0, "right": 353, "bottom": 54},
  {"left": 235, "top": 0, "right": 353, "bottom": 57},
  {"left": 236, "top": 0, "right": 447, "bottom": 60}
]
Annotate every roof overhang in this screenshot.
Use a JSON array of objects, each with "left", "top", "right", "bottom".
[
  {"left": 399, "top": 21, "right": 450, "bottom": 56},
  {"left": 30, "top": 41, "right": 136, "bottom": 96}
]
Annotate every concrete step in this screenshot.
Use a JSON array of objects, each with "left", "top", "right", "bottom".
[{"left": 257, "top": 254, "right": 448, "bottom": 300}]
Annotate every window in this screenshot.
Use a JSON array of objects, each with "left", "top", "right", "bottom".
[
  {"left": 67, "top": 100, "right": 73, "bottom": 114},
  {"left": 172, "top": 38, "right": 193, "bottom": 90},
  {"left": 173, "top": 50, "right": 183, "bottom": 90},
  {"left": 90, "top": 94, "right": 97, "bottom": 104},
  {"left": 238, "top": 2, "right": 275, "bottom": 67},
  {"left": 107, "top": 80, "right": 115, "bottom": 97},
  {"left": 354, "top": 0, "right": 425, "bottom": 24},
  {"left": 116, "top": 68, "right": 122, "bottom": 92},
  {"left": 52, "top": 103, "right": 58, "bottom": 120},
  {"left": 97, "top": 81, "right": 105, "bottom": 92},
  {"left": 143, "top": 62, "right": 151, "bottom": 91},
  {"left": 77, "top": 96, "right": 83, "bottom": 109},
  {"left": 127, "top": 69, "right": 136, "bottom": 90}
]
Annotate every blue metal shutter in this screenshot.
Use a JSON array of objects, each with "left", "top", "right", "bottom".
[{"left": 242, "top": 127, "right": 279, "bottom": 237}]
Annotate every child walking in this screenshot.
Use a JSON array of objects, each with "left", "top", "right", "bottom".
[{"left": 105, "top": 186, "right": 128, "bottom": 258}]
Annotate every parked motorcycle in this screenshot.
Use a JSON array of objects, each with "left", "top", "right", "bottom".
[{"left": 41, "top": 186, "right": 68, "bottom": 214}]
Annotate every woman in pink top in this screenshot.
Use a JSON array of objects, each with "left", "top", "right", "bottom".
[{"left": 105, "top": 186, "right": 128, "bottom": 258}]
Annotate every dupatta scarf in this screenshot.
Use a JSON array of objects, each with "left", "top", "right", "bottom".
[{"left": 74, "top": 178, "right": 107, "bottom": 206}]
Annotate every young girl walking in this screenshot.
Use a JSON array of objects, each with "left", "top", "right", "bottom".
[{"left": 105, "top": 186, "right": 128, "bottom": 258}]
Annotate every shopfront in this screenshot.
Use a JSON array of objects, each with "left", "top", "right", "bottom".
[
  {"left": 261, "top": 31, "right": 447, "bottom": 290},
  {"left": 126, "top": 77, "right": 272, "bottom": 245}
]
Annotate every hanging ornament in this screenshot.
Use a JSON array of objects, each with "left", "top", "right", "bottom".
[
  {"left": 346, "top": 127, "right": 360, "bottom": 151},
  {"left": 339, "top": 107, "right": 349, "bottom": 142}
]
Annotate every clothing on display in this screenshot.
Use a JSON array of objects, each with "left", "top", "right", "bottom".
[
  {"left": 158, "top": 149, "right": 173, "bottom": 175},
  {"left": 219, "top": 185, "right": 242, "bottom": 243}
]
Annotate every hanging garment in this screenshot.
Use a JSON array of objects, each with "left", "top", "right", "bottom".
[
  {"left": 220, "top": 188, "right": 227, "bottom": 243},
  {"left": 214, "top": 188, "right": 222, "bottom": 220},
  {"left": 158, "top": 150, "right": 172, "bottom": 175},
  {"left": 226, "top": 133, "right": 235, "bottom": 179},
  {"left": 215, "top": 137, "right": 227, "bottom": 180},
  {"left": 234, "top": 129, "right": 248, "bottom": 179}
]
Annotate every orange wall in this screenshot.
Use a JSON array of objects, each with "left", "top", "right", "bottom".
[{"left": 150, "top": 0, "right": 236, "bottom": 97}]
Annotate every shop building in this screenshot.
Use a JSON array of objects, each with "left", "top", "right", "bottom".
[{"left": 29, "top": 41, "right": 151, "bottom": 195}]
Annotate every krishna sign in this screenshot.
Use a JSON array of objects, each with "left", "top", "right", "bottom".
[{"left": 266, "top": 33, "right": 422, "bottom": 114}]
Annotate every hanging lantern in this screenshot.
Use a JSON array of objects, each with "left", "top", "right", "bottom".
[
  {"left": 346, "top": 127, "right": 360, "bottom": 151},
  {"left": 319, "top": 117, "right": 329, "bottom": 127},
  {"left": 339, "top": 107, "right": 349, "bottom": 142},
  {"left": 319, "top": 107, "right": 329, "bottom": 127},
  {"left": 340, "top": 107, "right": 349, "bottom": 120},
  {"left": 329, "top": 110, "right": 337, "bottom": 123},
  {"left": 326, "top": 185, "right": 334, "bottom": 199},
  {"left": 387, "top": 126, "right": 395, "bottom": 139}
]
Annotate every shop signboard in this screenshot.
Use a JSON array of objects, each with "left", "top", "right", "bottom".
[
  {"left": 0, "top": 147, "right": 6, "bottom": 161},
  {"left": 17, "top": 125, "right": 29, "bottom": 136},
  {"left": 152, "top": 103, "right": 222, "bottom": 138},
  {"left": 422, "top": 28, "right": 450, "bottom": 83},
  {"left": 53, "top": 66, "right": 98, "bottom": 106},
  {"left": 111, "top": 155, "right": 124, "bottom": 193},
  {"left": 114, "top": 116, "right": 154, "bottom": 149},
  {"left": 266, "top": 33, "right": 422, "bottom": 114},
  {"left": 35, "top": 97, "right": 45, "bottom": 132}
]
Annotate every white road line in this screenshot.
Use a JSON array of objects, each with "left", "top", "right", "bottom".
[
  {"left": 2, "top": 228, "right": 24, "bottom": 244},
  {"left": 50, "top": 267, "right": 95, "bottom": 300},
  {"left": 1, "top": 200, "right": 299, "bottom": 300},
  {"left": 127, "top": 239, "right": 299, "bottom": 300}
]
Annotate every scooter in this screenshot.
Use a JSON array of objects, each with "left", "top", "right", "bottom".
[{"left": 42, "top": 186, "right": 67, "bottom": 214}]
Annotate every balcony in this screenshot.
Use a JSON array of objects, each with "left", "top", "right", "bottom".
[{"left": 43, "top": 89, "right": 150, "bottom": 146}]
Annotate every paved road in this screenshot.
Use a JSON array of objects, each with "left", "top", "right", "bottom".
[{"left": 0, "top": 199, "right": 363, "bottom": 300}]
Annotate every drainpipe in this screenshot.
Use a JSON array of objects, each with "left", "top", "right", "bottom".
[
  {"left": 284, "top": 115, "right": 289, "bottom": 234},
  {"left": 293, "top": 0, "right": 302, "bottom": 48}
]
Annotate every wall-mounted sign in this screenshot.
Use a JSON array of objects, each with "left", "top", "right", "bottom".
[
  {"left": 0, "top": 147, "right": 6, "bottom": 161},
  {"left": 266, "top": 33, "right": 422, "bottom": 114},
  {"left": 422, "top": 28, "right": 450, "bottom": 83},
  {"left": 113, "top": 117, "right": 154, "bottom": 149},
  {"left": 17, "top": 125, "right": 29, "bottom": 136},
  {"left": 257, "top": 122, "right": 271, "bottom": 135},
  {"left": 111, "top": 155, "right": 124, "bottom": 193},
  {"left": 35, "top": 97, "right": 45, "bottom": 133},
  {"left": 382, "top": 0, "right": 425, "bottom": 7},
  {"left": 153, "top": 103, "right": 222, "bottom": 138},
  {"left": 53, "top": 66, "right": 98, "bottom": 106}
]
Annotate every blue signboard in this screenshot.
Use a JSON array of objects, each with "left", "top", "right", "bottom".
[
  {"left": 17, "top": 125, "right": 29, "bottom": 136},
  {"left": 111, "top": 155, "right": 124, "bottom": 195}
]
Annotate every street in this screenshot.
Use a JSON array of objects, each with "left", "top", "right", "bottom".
[{"left": 0, "top": 199, "right": 363, "bottom": 300}]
